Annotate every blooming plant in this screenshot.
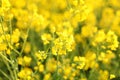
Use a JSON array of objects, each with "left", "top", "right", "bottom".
[{"left": 0, "top": 0, "right": 120, "bottom": 80}]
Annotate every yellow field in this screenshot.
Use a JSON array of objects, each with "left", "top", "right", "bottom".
[{"left": 0, "top": 0, "right": 120, "bottom": 80}]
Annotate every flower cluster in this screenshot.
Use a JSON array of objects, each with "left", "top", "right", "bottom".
[{"left": 0, "top": 0, "right": 120, "bottom": 80}]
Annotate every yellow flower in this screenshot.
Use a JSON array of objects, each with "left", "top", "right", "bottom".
[
  {"left": 0, "top": 0, "right": 11, "bottom": 16},
  {"left": 73, "top": 56, "right": 86, "bottom": 69},
  {"left": 17, "top": 57, "right": 23, "bottom": 65},
  {"left": 52, "top": 30, "right": 74, "bottom": 55},
  {"left": 98, "top": 50, "right": 115, "bottom": 64},
  {"left": 110, "top": 74, "right": 116, "bottom": 79},
  {"left": 38, "top": 64, "right": 44, "bottom": 72},
  {"left": 6, "top": 48, "right": 11, "bottom": 55},
  {"left": 109, "top": 0, "right": 120, "bottom": 8},
  {"left": 44, "top": 73, "right": 51, "bottom": 80},
  {"left": 81, "top": 25, "right": 97, "bottom": 38},
  {"left": 0, "top": 43, "right": 7, "bottom": 51},
  {"left": 17, "top": 56, "right": 32, "bottom": 66},
  {"left": 18, "top": 67, "right": 33, "bottom": 79},
  {"left": 92, "top": 30, "right": 106, "bottom": 46},
  {"left": 98, "top": 70, "right": 109, "bottom": 80},
  {"left": 46, "top": 58, "right": 57, "bottom": 72},
  {"left": 84, "top": 51, "right": 97, "bottom": 70},
  {"left": 11, "top": 28, "right": 20, "bottom": 43},
  {"left": 24, "top": 42, "right": 31, "bottom": 54},
  {"left": 41, "top": 33, "right": 52, "bottom": 45},
  {"left": 23, "top": 56, "right": 32, "bottom": 66},
  {"left": 106, "top": 30, "right": 119, "bottom": 50},
  {"left": 100, "top": 7, "right": 114, "bottom": 28},
  {"left": 11, "top": 0, "right": 26, "bottom": 8},
  {"left": 63, "top": 66, "right": 72, "bottom": 79},
  {"left": 35, "top": 51, "right": 47, "bottom": 60},
  {"left": 31, "top": 12, "right": 47, "bottom": 32}
]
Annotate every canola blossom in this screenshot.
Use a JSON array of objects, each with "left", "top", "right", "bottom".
[{"left": 0, "top": 0, "right": 120, "bottom": 80}]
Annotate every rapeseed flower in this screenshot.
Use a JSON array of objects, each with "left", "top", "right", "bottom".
[{"left": 0, "top": 0, "right": 120, "bottom": 80}]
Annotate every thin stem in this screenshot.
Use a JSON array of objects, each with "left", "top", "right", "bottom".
[
  {"left": 9, "top": 55, "right": 18, "bottom": 80},
  {"left": 0, "top": 69, "right": 11, "bottom": 80},
  {"left": 0, "top": 16, "right": 17, "bottom": 80},
  {"left": 1, "top": 52, "right": 14, "bottom": 80},
  {"left": 66, "top": 0, "right": 72, "bottom": 10},
  {"left": 8, "top": 20, "right": 12, "bottom": 44},
  {"left": 20, "top": 28, "right": 30, "bottom": 56},
  {"left": 56, "top": 52, "right": 59, "bottom": 74},
  {"left": 0, "top": 52, "right": 12, "bottom": 64},
  {"left": 8, "top": 43, "right": 20, "bottom": 55}
]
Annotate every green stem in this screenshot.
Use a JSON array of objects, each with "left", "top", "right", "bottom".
[
  {"left": 20, "top": 28, "right": 30, "bottom": 56},
  {"left": 8, "top": 20, "right": 12, "bottom": 44},
  {"left": 66, "top": 0, "right": 72, "bottom": 10},
  {"left": 0, "top": 16, "right": 18, "bottom": 80},
  {"left": 0, "top": 52, "right": 12, "bottom": 64},
  {"left": 1, "top": 53, "right": 14, "bottom": 80},
  {"left": 0, "top": 69, "right": 11, "bottom": 80}
]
